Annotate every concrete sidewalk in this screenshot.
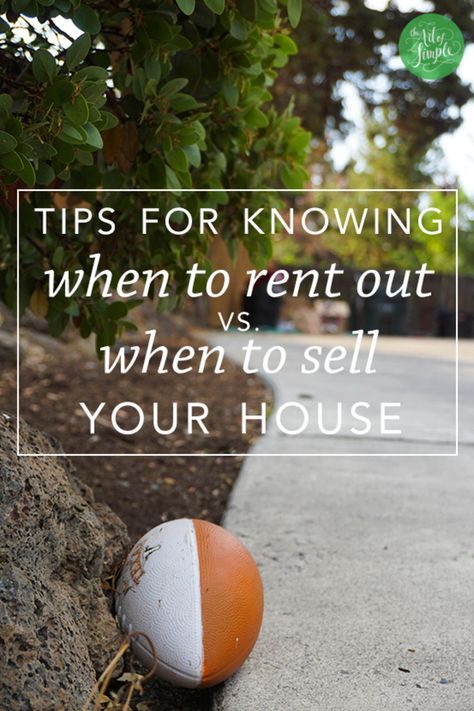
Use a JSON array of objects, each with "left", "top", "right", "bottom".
[{"left": 203, "top": 333, "right": 474, "bottom": 711}]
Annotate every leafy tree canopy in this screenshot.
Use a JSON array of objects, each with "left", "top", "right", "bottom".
[
  {"left": 1, "top": 0, "right": 472, "bottom": 349},
  {"left": 0, "top": 0, "right": 311, "bottom": 348},
  {"left": 271, "top": 1, "right": 474, "bottom": 277},
  {"left": 275, "top": 1, "right": 473, "bottom": 162},
  {"left": 276, "top": 113, "right": 474, "bottom": 277}
]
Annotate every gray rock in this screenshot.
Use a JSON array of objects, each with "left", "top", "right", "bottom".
[{"left": 0, "top": 411, "right": 130, "bottom": 711}]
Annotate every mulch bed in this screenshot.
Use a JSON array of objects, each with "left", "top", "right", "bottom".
[
  {"left": 0, "top": 317, "right": 270, "bottom": 710},
  {"left": 1, "top": 322, "right": 269, "bottom": 540}
]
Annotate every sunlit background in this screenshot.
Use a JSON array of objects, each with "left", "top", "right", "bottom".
[{"left": 331, "top": 0, "right": 474, "bottom": 194}]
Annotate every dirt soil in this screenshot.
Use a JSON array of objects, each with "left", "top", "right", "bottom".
[{"left": 0, "top": 317, "right": 271, "bottom": 710}]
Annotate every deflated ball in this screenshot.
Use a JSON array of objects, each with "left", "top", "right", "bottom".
[{"left": 115, "top": 518, "right": 264, "bottom": 688}]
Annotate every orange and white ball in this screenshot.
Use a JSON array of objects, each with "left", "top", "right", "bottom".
[{"left": 115, "top": 518, "right": 264, "bottom": 688}]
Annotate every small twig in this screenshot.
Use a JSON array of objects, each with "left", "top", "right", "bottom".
[
  {"left": 21, "top": 15, "right": 40, "bottom": 36},
  {"left": 49, "top": 19, "right": 76, "bottom": 44},
  {"left": 127, "top": 632, "right": 158, "bottom": 683},
  {"left": 25, "top": 235, "right": 48, "bottom": 258},
  {"left": 82, "top": 632, "right": 158, "bottom": 711},
  {"left": 82, "top": 638, "right": 129, "bottom": 711},
  {"left": 0, "top": 69, "right": 40, "bottom": 95},
  {"left": 121, "top": 682, "right": 135, "bottom": 711}
]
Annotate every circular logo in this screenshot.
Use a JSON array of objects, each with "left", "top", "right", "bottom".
[{"left": 399, "top": 13, "right": 465, "bottom": 80}]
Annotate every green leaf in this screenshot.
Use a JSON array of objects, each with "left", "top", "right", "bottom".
[
  {"left": 73, "top": 6, "right": 101, "bottom": 35},
  {"left": 88, "top": 105, "right": 100, "bottom": 122},
  {"left": 17, "top": 159, "right": 36, "bottom": 187},
  {"left": 236, "top": 0, "right": 256, "bottom": 21},
  {"left": 165, "top": 166, "right": 181, "bottom": 190},
  {"left": 0, "top": 94, "right": 13, "bottom": 115},
  {"left": 107, "top": 301, "right": 128, "bottom": 319},
  {"left": 230, "top": 17, "right": 249, "bottom": 40},
  {"left": 121, "top": 320, "right": 138, "bottom": 333},
  {"left": 36, "top": 141, "right": 57, "bottom": 159},
  {"left": 258, "top": 234, "right": 273, "bottom": 263},
  {"left": 0, "top": 150, "right": 24, "bottom": 172},
  {"left": 5, "top": 117, "right": 22, "bottom": 138},
  {"left": 0, "top": 18, "right": 10, "bottom": 33},
  {"left": 84, "top": 122, "right": 103, "bottom": 149},
  {"left": 165, "top": 146, "right": 188, "bottom": 172},
  {"left": 16, "top": 140, "right": 35, "bottom": 160},
  {"left": 91, "top": 49, "right": 110, "bottom": 69},
  {"left": 74, "top": 66, "right": 108, "bottom": 81},
  {"left": 274, "top": 33, "right": 298, "bottom": 55},
  {"left": 146, "top": 14, "right": 173, "bottom": 41},
  {"left": 59, "top": 122, "right": 87, "bottom": 144},
  {"left": 37, "top": 162, "right": 55, "bottom": 185},
  {"left": 80, "top": 319, "right": 92, "bottom": 339},
  {"left": 48, "top": 309, "right": 69, "bottom": 337},
  {"left": 54, "top": 139, "right": 75, "bottom": 163},
  {"left": 131, "top": 68, "right": 147, "bottom": 101},
  {"left": 46, "top": 78, "right": 75, "bottom": 105},
  {"left": 0, "top": 131, "right": 17, "bottom": 155},
  {"left": 222, "top": 78, "right": 239, "bottom": 108},
  {"left": 66, "top": 33, "right": 91, "bottom": 70},
  {"left": 287, "top": 0, "right": 302, "bottom": 27},
  {"left": 32, "top": 49, "right": 57, "bottom": 84},
  {"left": 244, "top": 107, "right": 269, "bottom": 129},
  {"left": 279, "top": 162, "right": 308, "bottom": 189},
  {"left": 169, "top": 93, "right": 201, "bottom": 112},
  {"left": 63, "top": 94, "right": 89, "bottom": 126},
  {"left": 144, "top": 56, "right": 162, "bottom": 82},
  {"left": 176, "top": 0, "right": 195, "bottom": 14},
  {"left": 12, "top": 0, "right": 32, "bottom": 12},
  {"left": 203, "top": 0, "right": 225, "bottom": 14},
  {"left": 97, "top": 111, "right": 119, "bottom": 131},
  {"left": 184, "top": 143, "right": 201, "bottom": 168},
  {"left": 76, "top": 149, "right": 94, "bottom": 165},
  {"left": 65, "top": 301, "right": 80, "bottom": 317},
  {"left": 159, "top": 78, "right": 189, "bottom": 97},
  {"left": 81, "top": 82, "right": 107, "bottom": 104},
  {"left": 289, "top": 130, "right": 311, "bottom": 153},
  {"left": 178, "top": 126, "right": 201, "bottom": 146},
  {"left": 96, "top": 321, "right": 117, "bottom": 352},
  {"left": 52, "top": 245, "right": 65, "bottom": 269},
  {"left": 258, "top": 0, "right": 277, "bottom": 12}
]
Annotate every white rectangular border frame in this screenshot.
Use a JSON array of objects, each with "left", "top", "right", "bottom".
[{"left": 16, "top": 188, "right": 459, "bottom": 458}]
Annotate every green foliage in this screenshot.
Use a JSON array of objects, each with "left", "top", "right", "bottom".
[
  {"left": 284, "top": 113, "right": 474, "bottom": 276},
  {"left": 287, "top": 0, "right": 302, "bottom": 28},
  {"left": 412, "top": 190, "right": 474, "bottom": 277},
  {"left": 0, "top": 0, "right": 311, "bottom": 350},
  {"left": 313, "top": 185, "right": 474, "bottom": 277}
]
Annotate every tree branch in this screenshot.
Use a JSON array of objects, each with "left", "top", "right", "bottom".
[{"left": 49, "top": 19, "right": 76, "bottom": 44}]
